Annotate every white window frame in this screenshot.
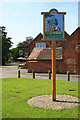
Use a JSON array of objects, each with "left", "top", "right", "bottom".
[{"left": 35, "top": 42, "right": 46, "bottom": 48}]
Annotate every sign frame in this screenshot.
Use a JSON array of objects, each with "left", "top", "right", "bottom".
[{"left": 41, "top": 9, "right": 66, "bottom": 41}]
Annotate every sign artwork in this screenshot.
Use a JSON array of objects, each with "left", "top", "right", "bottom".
[{"left": 41, "top": 9, "right": 66, "bottom": 41}]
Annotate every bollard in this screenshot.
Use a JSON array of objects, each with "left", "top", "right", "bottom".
[
  {"left": 67, "top": 71, "right": 70, "bottom": 81},
  {"left": 48, "top": 70, "right": 51, "bottom": 79},
  {"left": 18, "top": 70, "right": 20, "bottom": 78},
  {"left": 25, "top": 63, "right": 27, "bottom": 69},
  {"left": 32, "top": 70, "right": 35, "bottom": 79}
]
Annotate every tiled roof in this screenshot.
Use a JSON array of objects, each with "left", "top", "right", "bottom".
[
  {"left": 28, "top": 47, "right": 63, "bottom": 60},
  {"left": 28, "top": 48, "right": 52, "bottom": 60}
]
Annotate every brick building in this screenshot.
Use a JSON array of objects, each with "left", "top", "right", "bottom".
[{"left": 27, "top": 27, "right": 80, "bottom": 74}]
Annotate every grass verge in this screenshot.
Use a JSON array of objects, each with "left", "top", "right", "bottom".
[{"left": 2, "top": 78, "right": 80, "bottom": 118}]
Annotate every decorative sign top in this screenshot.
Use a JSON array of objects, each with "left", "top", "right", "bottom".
[{"left": 41, "top": 9, "right": 66, "bottom": 41}]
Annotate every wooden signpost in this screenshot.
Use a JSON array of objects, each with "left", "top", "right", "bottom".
[{"left": 41, "top": 9, "right": 66, "bottom": 101}]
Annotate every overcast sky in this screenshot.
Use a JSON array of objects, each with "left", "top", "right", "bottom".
[{"left": 1, "top": 1, "right": 79, "bottom": 48}]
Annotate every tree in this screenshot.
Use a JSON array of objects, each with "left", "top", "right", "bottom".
[
  {"left": 17, "top": 36, "right": 33, "bottom": 57},
  {"left": 9, "top": 47, "right": 19, "bottom": 62},
  {"left": 17, "top": 36, "right": 33, "bottom": 48},
  {"left": 0, "top": 26, "right": 13, "bottom": 65},
  {"left": 25, "top": 36, "right": 33, "bottom": 44}
]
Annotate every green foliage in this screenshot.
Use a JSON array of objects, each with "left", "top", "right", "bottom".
[
  {"left": 9, "top": 47, "right": 19, "bottom": 61},
  {"left": 2, "top": 78, "right": 79, "bottom": 118},
  {"left": 2, "top": 36, "right": 13, "bottom": 65},
  {"left": 16, "top": 36, "right": 33, "bottom": 57},
  {"left": 0, "top": 26, "right": 13, "bottom": 65}
]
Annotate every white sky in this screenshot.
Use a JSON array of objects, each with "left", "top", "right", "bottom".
[{"left": 1, "top": 1, "right": 79, "bottom": 48}]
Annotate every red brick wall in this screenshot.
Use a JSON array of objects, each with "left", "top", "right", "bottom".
[
  {"left": 28, "top": 60, "right": 52, "bottom": 73},
  {"left": 77, "top": 55, "right": 80, "bottom": 73},
  {"left": 63, "top": 28, "right": 79, "bottom": 73},
  {"left": 28, "top": 60, "right": 68, "bottom": 73},
  {"left": 56, "top": 60, "right": 67, "bottom": 73}
]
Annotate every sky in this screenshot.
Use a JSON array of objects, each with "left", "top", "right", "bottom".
[{"left": 1, "top": 1, "right": 79, "bottom": 48}]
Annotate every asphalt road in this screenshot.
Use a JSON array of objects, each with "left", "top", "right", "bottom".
[{"left": 0, "top": 62, "right": 80, "bottom": 81}]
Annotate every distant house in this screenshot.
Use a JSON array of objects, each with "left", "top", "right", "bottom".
[{"left": 27, "top": 27, "right": 80, "bottom": 74}]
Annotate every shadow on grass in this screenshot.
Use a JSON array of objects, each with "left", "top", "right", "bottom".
[{"left": 54, "top": 100, "right": 80, "bottom": 104}]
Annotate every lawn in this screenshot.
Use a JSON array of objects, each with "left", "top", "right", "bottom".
[{"left": 1, "top": 78, "right": 80, "bottom": 119}]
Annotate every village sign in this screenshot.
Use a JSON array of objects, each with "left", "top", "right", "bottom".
[{"left": 41, "top": 9, "right": 66, "bottom": 101}]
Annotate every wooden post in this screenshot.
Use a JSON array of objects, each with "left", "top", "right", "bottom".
[
  {"left": 52, "top": 41, "right": 56, "bottom": 101},
  {"left": 43, "top": 13, "right": 45, "bottom": 39}
]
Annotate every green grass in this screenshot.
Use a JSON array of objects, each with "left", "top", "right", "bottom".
[{"left": 2, "top": 78, "right": 80, "bottom": 118}]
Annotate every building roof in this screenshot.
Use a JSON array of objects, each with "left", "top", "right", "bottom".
[
  {"left": 28, "top": 48, "right": 51, "bottom": 60},
  {"left": 28, "top": 33, "right": 43, "bottom": 46},
  {"left": 70, "top": 27, "right": 80, "bottom": 37},
  {"left": 28, "top": 47, "right": 62, "bottom": 60}
]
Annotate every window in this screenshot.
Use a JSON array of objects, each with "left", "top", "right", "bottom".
[
  {"left": 43, "top": 43, "right": 46, "bottom": 48},
  {"left": 36, "top": 43, "right": 38, "bottom": 48},
  {"left": 36, "top": 42, "right": 46, "bottom": 48}
]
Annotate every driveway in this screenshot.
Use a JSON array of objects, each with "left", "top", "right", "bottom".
[{"left": 0, "top": 62, "right": 80, "bottom": 81}]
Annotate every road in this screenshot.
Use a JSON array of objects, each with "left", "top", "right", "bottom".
[{"left": 0, "top": 62, "right": 80, "bottom": 81}]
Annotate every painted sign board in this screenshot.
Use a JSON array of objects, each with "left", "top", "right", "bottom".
[{"left": 41, "top": 9, "right": 66, "bottom": 41}]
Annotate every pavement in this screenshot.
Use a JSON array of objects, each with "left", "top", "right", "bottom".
[
  {"left": 0, "top": 62, "right": 80, "bottom": 81},
  {"left": 27, "top": 94, "right": 79, "bottom": 110}
]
